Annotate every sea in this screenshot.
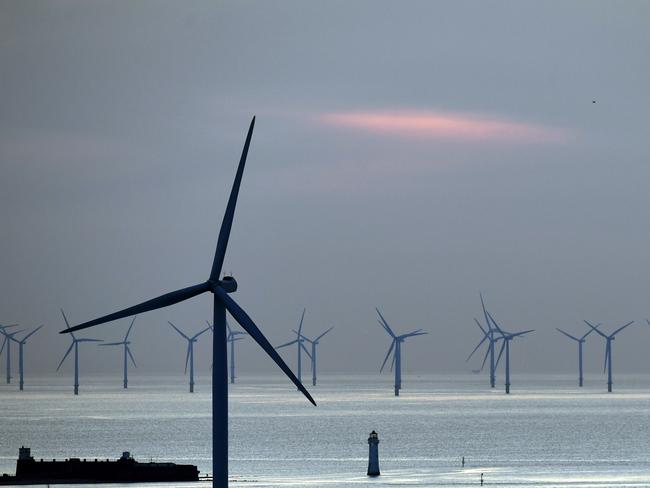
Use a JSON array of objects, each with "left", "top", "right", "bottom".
[{"left": 2, "top": 373, "right": 650, "bottom": 487}]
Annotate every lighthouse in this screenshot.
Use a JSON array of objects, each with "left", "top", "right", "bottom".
[{"left": 367, "top": 430, "right": 380, "bottom": 476}]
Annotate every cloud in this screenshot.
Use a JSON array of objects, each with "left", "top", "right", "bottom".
[{"left": 316, "top": 109, "right": 571, "bottom": 143}]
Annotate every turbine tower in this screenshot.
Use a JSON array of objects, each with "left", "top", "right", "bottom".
[
  {"left": 225, "top": 321, "right": 247, "bottom": 384},
  {"left": 0, "top": 325, "right": 23, "bottom": 384},
  {"left": 585, "top": 320, "right": 634, "bottom": 392},
  {"left": 556, "top": 324, "right": 599, "bottom": 387},
  {"left": 11, "top": 325, "right": 43, "bottom": 391},
  {"left": 487, "top": 311, "right": 534, "bottom": 394},
  {"left": 169, "top": 321, "right": 211, "bottom": 393},
  {"left": 99, "top": 317, "right": 137, "bottom": 389},
  {"left": 376, "top": 308, "right": 427, "bottom": 396},
  {"left": 59, "top": 117, "right": 316, "bottom": 488},
  {"left": 276, "top": 309, "right": 311, "bottom": 383},
  {"left": 297, "top": 326, "right": 334, "bottom": 386},
  {"left": 58, "top": 309, "right": 102, "bottom": 395}
]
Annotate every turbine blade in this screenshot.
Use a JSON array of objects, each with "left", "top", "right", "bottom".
[
  {"left": 584, "top": 320, "right": 608, "bottom": 338},
  {"left": 124, "top": 316, "right": 137, "bottom": 341},
  {"left": 60, "top": 309, "right": 76, "bottom": 340},
  {"left": 380, "top": 340, "right": 395, "bottom": 373},
  {"left": 209, "top": 117, "right": 256, "bottom": 281},
  {"left": 603, "top": 341, "right": 610, "bottom": 373},
  {"left": 581, "top": 323, "right": 600, "bottom": 340},
  {"left": 298, "top": 308, "right": 306, "bottom": 336},
  {"left": 292, "top": 329, "right": 313, "bottom": 343},
  {"left": 215, "top": 288, "right": 316, "bottom": 406},
  {"left": 466, "top": 335, "right": 488, "bottom": 362},
  {"left": 61, "top": 282, "right": 211, "bottom": 334},
  {"left": 225, "top": 320, "right": 232, "bottom": 336},
  {"left": 0, "top": 337, "right": 6, "bottom": 356},
  {"left": 480, "top": 293, "right": 492, "bottom": 331},
  {"left": 21, "top": 325, "right": 44, "bottom": 343},
  {"left": 479, "top": 342, "right": 491, "bottom": 371},
  {"left": 192, "top": 326, "right": 211, "bottom": 340},
  {"left": 486, "top": 310, "right": 506, "bottom": 336},
  {"left": 474, "top": 318, "right": 488, "bottom": 337},
  {"left": 168, "top": 321, "right": 190, "bottom": 340},
  {"left": 611, "top": 321, "right": 634, "bottom": 337},
  {"left": 185, "top": 344, "right": 191, "bottom": 374},
  {"left": 315, "top": 326, "right": 334, "bottom": 342},
  {"left": 390, "top": 351, "right": 396, "bottom": 372},
  {"left": 57, "top": 342, "right": 74, "bottom": 371},
  {"left": 276, "top": 339, "right": 298, "bottom": 349},
  {"left": 375, "top": 308, "right": 396, "bottom": 338},
  {"left": 76, "top": 339, "right": 103, "bottom": 343},
  {"left": 300, "top": 341, "right": 312, "bottom": 359},
  {"left": 127, "top": 347, "right": 137, "bottom": 367},
  {"left": 556, "top": 328, "right": 580, "bottom": 342},
  {"left": 511, "top": 329, "right": 534, "bottom": 338},
  {"left": 403, "top": 331, "right": 428, "bottom": 338},
  {"left": 99, "top": 342, "right": 124, "bottom": 346},
  {"left": 495, "top": 340, "right": 506, "bottom": 368}
]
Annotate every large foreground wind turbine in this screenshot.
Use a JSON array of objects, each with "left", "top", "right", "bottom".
[
  {"left": 11, "top": 325, "right": 43, "bottom": 391},
  {"left": 60, "top": 117, "right": 316, "bottom": 488},
  {"left": 225, "top": 321, "right": 247, "bottom": 384},
  {"left": 169, "top": 322, "right": 210, "bottom": 392},
  {"left": 58, "top": 309, "right": 102, "bottom": 395},
  {"left": 0, "top": 325, "right": 23, "bottom": 384},
  {"left": 556, "top": 324, "right": 599, "bottom": 387},
  {"left": 276, "top": 309, "right": 311, "bottom": 383},
  {"left": 487, "top": 311, "right": 534, "bottom": 394},
  {"left": 297, "top": 326, "right": 334, "bottom": 386},
  {"left": 585, "top": 320, "right": 634, "bottom": 392},
  {"left": 376, "top": 308, "right": 427, "bottom": 396},
  {"left": 99, "top": 317, "right": 137, "bottom": 389}
]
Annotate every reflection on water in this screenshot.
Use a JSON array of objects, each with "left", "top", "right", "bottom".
[{"left": 1, "top": 374, "right": 650, "bottom": 487}]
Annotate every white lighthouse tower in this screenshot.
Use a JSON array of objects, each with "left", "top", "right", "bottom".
[{"left": 367, "top": 430, "right": 380, "bottom": 476}]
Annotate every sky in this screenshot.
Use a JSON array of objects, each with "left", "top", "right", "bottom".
[{"left": 1, "top": 1, "right": 650, "bottom": 379}]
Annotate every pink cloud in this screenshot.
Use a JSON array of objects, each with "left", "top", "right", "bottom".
[{"left": 317, "top": 109, "right": 570, "bottom": 143}]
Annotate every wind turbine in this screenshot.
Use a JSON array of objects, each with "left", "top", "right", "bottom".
[
  {"left": 486, "top": 311, "right": 534, "bottom": 394},
  {"left": 99, "top": 317, "right": 137, "bottom": 389},
  {"left": 0, "top": 325, "right": 24, "bottom": 384},
  {"left": 10, "top": 325, "right": 43, "bottom": 391},
  {"left": 59, "top": 117, "right": 316, "bottom": 488},
  {"left": 556, "top": 324, "right": 599, "bottom": 387},
  {"left": 585, "top": 320, "right": 634, "bottom": 392},
  {"left": 376, "top": 308, "right": 428, "bottom": 396},
  {"left": 58, "top": 309, "right": 102, "bottom": 395},
  {"left": 466, "top": 294, "right": 502, "bottom": 388},
  {"left": 297, "top": 326, "right": 334, "bottom": 386},
  {"left": 168, "top": 321, "right": 211, "bottom": 393},
  {"left": 225, "top": 321, "right": 247, "bottom": 384},
  {"left": 276, "top": 308, "right": 311, "bottom": 383}
]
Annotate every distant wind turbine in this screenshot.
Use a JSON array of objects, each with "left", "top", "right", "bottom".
[
  {"left": 276, "top": 309, "right": 311, "bottom": 384},
  {"left": 585, "top": 320, "right": 634, "bottom": 392},
  {"left": 556, "top": 324, "right": 599, "bottom": 387},
  {"left": 58, "top": 309, "right": 102, "bottom": 395},
  {"left": 169, "top": 322, "right": 211, "bottom": 393},
  {"left": 0, "top": 325, "right": 23, "bottom": 384},
  {"left": 225, "top": 321, "right": 247, "bottom": 384},
  {"left": 296, "top": 326, "right": 334, "bottom": 386},
  {"left": 99, "top": 317, "right": 138, "bottom": 389},
  {"left": 466, "top": 294, "right": 502, "bottom": 387},
  {"left": 59, "top": 118, "right": 315, "bottom": 488},
  {"left": 487, "top": 310, "right": 534, "bottom": 394},
  {"left": 10, "top": 325, "right": 43, "bottom": 391},
  {"left": 376, "top": 308, "right": 428, "bottom": 396}
]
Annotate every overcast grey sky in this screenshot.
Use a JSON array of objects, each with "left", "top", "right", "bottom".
[{"left": 1, "top": 1, "right": 650, "bottom": 378}]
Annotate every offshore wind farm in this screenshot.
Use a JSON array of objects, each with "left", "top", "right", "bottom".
[{"left": 2, "top": 1, "right": 650, "bottom": 487}]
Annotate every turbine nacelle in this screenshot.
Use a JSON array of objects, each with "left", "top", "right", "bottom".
[{"left": 215, "top": 276, "right": 237, "bottom": 293}]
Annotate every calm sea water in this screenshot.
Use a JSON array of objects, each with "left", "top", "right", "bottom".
[{"left": 2, "top": 373, "right": 650, "bottom": 487}]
